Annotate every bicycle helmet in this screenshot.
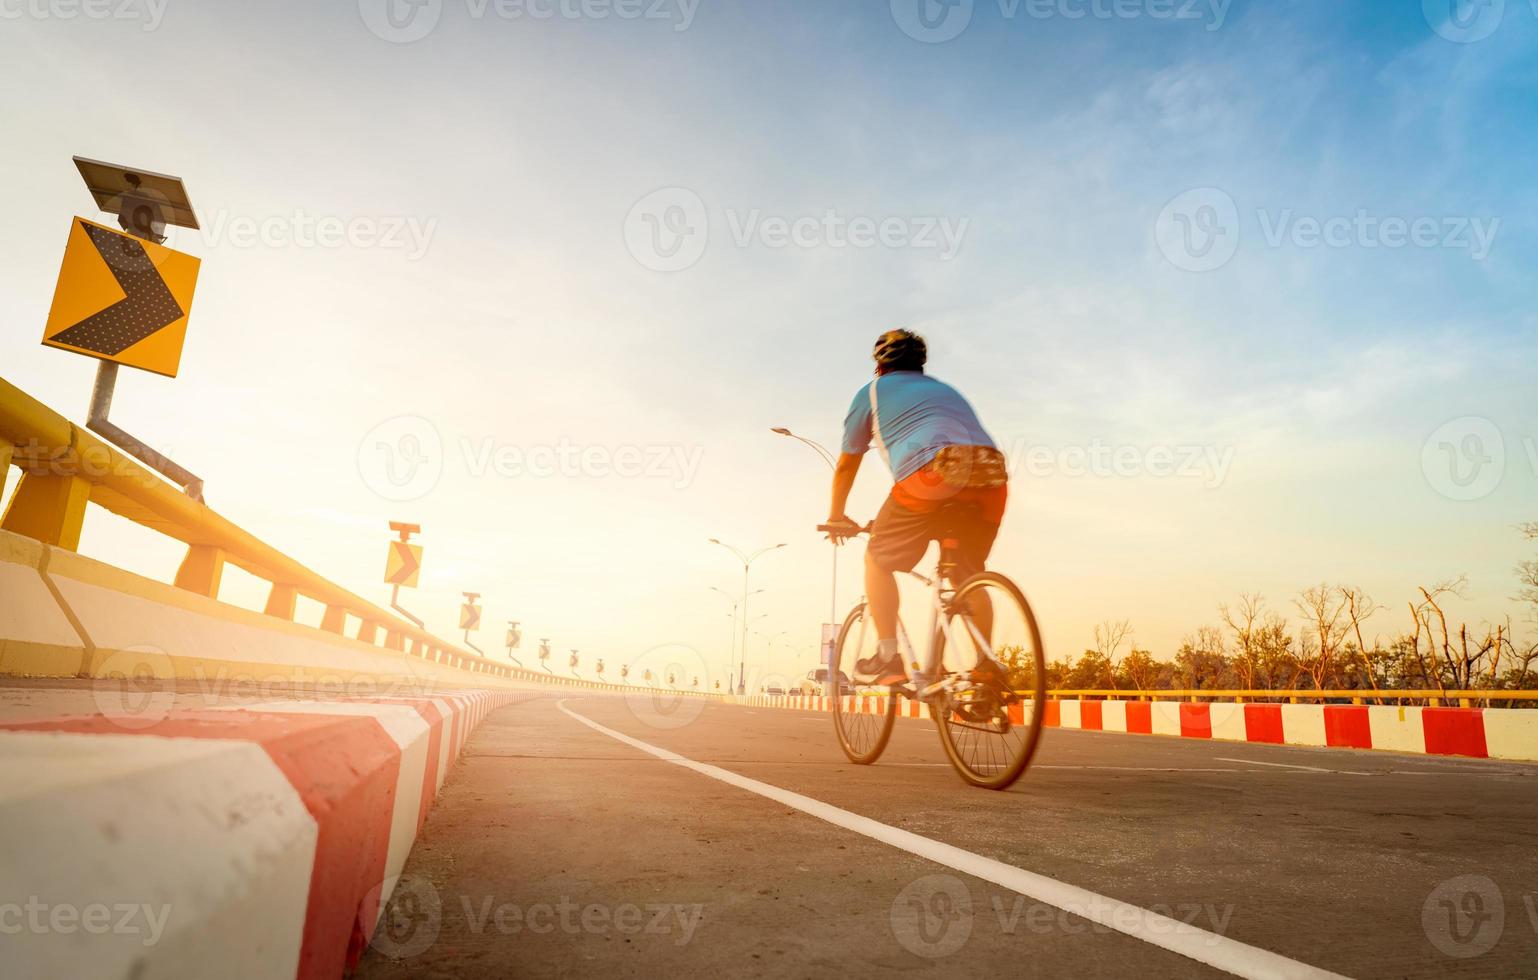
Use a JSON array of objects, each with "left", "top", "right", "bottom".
[{"left": 873, "top": 329, "right": 927, "bottom": 371}]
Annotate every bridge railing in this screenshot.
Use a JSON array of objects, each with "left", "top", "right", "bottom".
[
  {"left": 1047, "top": 688, "right": 1538, "bottom": 708},
  {"left": 0, "top": 375, "right": 524, "bottom": 675},
  {"left": 0, "top": 374, "right": 709, "bottom": 693}
]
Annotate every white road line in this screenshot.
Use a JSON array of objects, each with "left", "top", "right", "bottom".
[
  {"left": 557, "top": 700, "right": 1348, "bottom": 980},
  {"left": 1042, "top": 765, "right": 1304, "bottom": 773},
  {"left": 887, "top": 763, "right": 1313, "bottom": 773},
  {"left": 1215, "top": 758, "right": 1373, "bottom": 776}
]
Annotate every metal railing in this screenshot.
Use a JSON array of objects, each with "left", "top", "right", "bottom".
[
  {"left": 0, "top": 374, "right": 716, "bottom": 695},
  {"left": 1047, "top": 689, "right": 1538, "bottom": 708},
  {"left": 815, "top": 688, "right": 1536, "bottom": 708}
]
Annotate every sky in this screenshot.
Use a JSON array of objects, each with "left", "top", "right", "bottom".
[{"left": 1, "top": 0, "right": 1535, "bottom": 689}]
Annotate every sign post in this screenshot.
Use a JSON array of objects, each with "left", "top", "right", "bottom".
[
  {"left": 505, "top": 620, "right": 522, "bottom": 667},
  {"left": 384, "top": 522, "right": 424, "bottom": 626},
  {"left": 47, "top": 158, "right": 206, "bottom": 499},
  {"left": 460, "top": 592, "right": 484, "bottom": 655}
]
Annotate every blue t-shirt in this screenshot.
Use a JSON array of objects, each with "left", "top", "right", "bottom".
[{"left": 841, "top": 372, "right": 997, "bottom": 482}]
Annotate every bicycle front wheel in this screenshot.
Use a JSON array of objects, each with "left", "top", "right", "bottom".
[
  {"left": 932, "top": 571, "right": 1047, "bottom": 790},
  {"left": 829, "top": 601, "right": 898, "bottom": 765}
]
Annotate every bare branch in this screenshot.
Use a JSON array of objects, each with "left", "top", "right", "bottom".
[{"left": 1093, "top": 619, "right": 1134, "bottom": 689}]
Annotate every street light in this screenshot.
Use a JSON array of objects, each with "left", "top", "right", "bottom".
[
  {"left": 771, "top": 427, "right": 840, "bottom": 626},
  {"left": 770, "top": 427, "right": 836, "bottom": 468},
  {"left": 738, "top": 613, "right": 769, "bottom": 691},
  {"left": 710, "top": 586, "right": 761, "bottom": 692},
  {"left": 708, "top": 539, "right": 785, "bottom": 694},
  {"left": 755, "top": 628, "right": 788, "bottom": 685}
]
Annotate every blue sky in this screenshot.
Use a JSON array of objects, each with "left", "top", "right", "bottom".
[{"left": 1, "top": 0, "right": 1534, "bottom": 684}]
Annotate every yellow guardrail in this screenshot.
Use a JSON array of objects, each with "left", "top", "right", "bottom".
[
  {"left": 786, "top": 688, "right": 1535, "bottom": 707},
  {"left": 0, "top": 374, "right": 718, "bottom": 694},
  {"left": 1048, "top": 688, "right": 1538, "bottom": 707}
]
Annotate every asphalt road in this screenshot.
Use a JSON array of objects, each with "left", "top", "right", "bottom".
[{"left": 353, "top": 695, "right": 1538, "bottom": 979}]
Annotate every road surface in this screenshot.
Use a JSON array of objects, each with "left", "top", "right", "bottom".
[{"left": 354, "top": 695, "right": 1538, "bottom": 978}]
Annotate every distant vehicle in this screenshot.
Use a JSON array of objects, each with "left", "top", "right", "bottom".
[
  {"left": 795, "top": 667, "right": 851, "bottom": 697},
  {"left": 765, "top": 684, "right": 787, "bottom": 696}
]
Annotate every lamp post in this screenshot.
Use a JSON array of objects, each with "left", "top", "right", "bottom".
[
  {"left": 720, "top": 611, "right": 765, "bottom": 690},
  {"left": 755, "top": 628, "right": 788, "bottom": 685},
  {"left": 739, "top": 613, "right": 768, "bottom": 690},
  {"left": 770, "top": 427, "right": 839, "bottom": 626},
  {"left": 708, "top": 539, "right": 785, "bottom": 694},
  {"left": 710, "top": 585, "right": 760, "bottom": 692}
]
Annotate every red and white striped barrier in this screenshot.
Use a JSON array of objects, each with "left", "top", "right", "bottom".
[
  {"left": 0, "top": 689, "right": 540, "bottom": 980},
  {"left": 738, "top": 694, "right": 1538, "bottom": 763}
]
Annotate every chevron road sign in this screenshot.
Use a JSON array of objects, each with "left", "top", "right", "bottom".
[
  {"left": 460, "top": 596, "right": 482, "bottom": 631},
  {"left": 42, "top": 216, "right": 201, "bottom": 378},
  {"left": 384, "top": 539, "right": 423, "bottom": 588}
]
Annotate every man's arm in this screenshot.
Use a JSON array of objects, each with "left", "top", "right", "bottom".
[
  {"left": 829, "top": 382, "right": 872, "bottom": 535},
  {"left": 828, "top": 452, "right": 863, "bottom": 524}
]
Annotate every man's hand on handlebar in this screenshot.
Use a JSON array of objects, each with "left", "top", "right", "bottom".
[{"left": 819, "top": 515, "right": 866, "bottom": 544}]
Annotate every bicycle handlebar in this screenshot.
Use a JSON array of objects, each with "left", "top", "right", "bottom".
[{"left": 817, "top": 521, "right": 873, "bottom": 535}]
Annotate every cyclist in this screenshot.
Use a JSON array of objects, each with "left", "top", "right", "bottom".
[{"left": 824, "top": 329, "right": 1009, "bottom": 685}]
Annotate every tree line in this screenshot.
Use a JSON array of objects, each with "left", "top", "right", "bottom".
[{"left": 1037, "top": 523, "right": 1538, "bottom": 704}]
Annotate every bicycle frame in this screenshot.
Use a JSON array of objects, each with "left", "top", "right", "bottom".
[
  {"left": 844, "top": 563, "right": 989, "bottom": 700},
  {"left": 823, "top": 521, "right": 1045, "bottom": 789}
]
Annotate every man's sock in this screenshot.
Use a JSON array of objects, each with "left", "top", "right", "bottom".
[{"left": 876, "top": 638, "right": 899, "bottom": 662}]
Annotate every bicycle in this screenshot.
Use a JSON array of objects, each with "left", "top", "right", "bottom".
[{"left": 816, "top": 512, "right": 1047, "bottom": 790}]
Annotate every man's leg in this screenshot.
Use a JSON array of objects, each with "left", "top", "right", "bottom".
[
  {"left": 865, "top": 549, "right": 900, "bottom": 642},
  {"left": 860, "top": 494, "right": 927, "bottom": 678},
  {"left": 956, "top": 490, "right": 1006, "bottom": 662},
  {"left": 963, "top": 574, "right": 994, "bottom": 647}
]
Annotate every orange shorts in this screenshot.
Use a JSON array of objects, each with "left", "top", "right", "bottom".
[{"left": 869, "top": 468, "right": 1007, "bottom": 576}]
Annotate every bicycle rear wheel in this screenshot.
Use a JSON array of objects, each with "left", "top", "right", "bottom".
[
  {"left": 829, "top": 601, "right": 898, "bottom": 765},
  {"left": 931, "top": 571, "right": 1046, "bottom": 790}
]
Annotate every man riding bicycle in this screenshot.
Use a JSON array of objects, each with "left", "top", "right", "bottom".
[{"left": 824, "top": 329, "right": 1009, "bottom": 685}]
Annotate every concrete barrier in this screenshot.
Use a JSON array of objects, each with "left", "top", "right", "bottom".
[
  {"left": 0, "top": 528, "right": 713, "bottom": 703},
  {"left": 0, "top": 689, "right": 535, "bottom": 980},
  {"left": 0, "top": 532, "right": 88, "bottom": 677},
  {"left": 1, "top": 525, "right": 715, "bottom": 978},
  {"left": 739, "top": 693, "right": 1538, "bottom": 763},
  {"left": 0, "top": 530, "right": 523, "bottom": 691}
]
